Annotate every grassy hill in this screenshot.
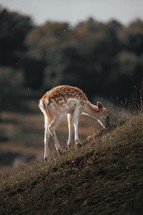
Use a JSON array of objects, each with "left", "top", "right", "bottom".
[{"left": 0, "top": 114, "right": 143, "bottom": 215}]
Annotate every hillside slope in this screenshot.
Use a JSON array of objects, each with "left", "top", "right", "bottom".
[{"left": 0, "top": 114, "right": 143, "bottom": 215}]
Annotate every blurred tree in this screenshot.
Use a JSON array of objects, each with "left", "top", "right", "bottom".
[
  {"left": 0, "top": 8, "right": 33, "bottom": 67},
  {"left": 116, "top": 51, "right": 138, "bottom": 77},
  {"left": 24, "top": 22, "right": 74, "bottom": 89},
  {"left": 119, "top": 19, "right": 143, "bottom": 56},
  {"left": 110, "top": 51, "right": 142, "bottom": 99},
  {"left": 0, "top": 66, "right": 24, "bottom": 111},
  {"left": 0, "top": 66, "right": 23, "bottom": 93},
  {"left": 22, "top": 57, "right": 46, "bottom": 88},
  {"left": 107, "top": 19, "right": 123, "bottom": 30},
  {"left": 75, "top": 18, "right": 121, "bottom": 97},
  {"left": 23, "top": 17, "right": 143, "bottom": 100}
]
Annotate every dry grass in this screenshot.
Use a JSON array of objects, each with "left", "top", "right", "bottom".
[{"left": 0, "top": 113, "right": 143, "bottom": 215}]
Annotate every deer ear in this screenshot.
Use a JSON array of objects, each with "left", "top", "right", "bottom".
[{"left": 97, "top": 102, "right": 103, "bottom": 110}]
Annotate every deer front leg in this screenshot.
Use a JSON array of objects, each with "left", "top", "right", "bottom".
[
  {"left": 73, "top": 108, "right": 80, "bottom": 146},
  {"left": 67, "top": 113, "right": 74, "bottom": 148},
  {"left": 74, "top": 120, "right": 80, "bottom": 146}
]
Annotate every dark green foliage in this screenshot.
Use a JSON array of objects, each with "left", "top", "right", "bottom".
[
  {"left": 22, "top": 17, "right": 143, "bottom": 99},
  {"left": 22, "top": 57, "right": 46, "bottom": 88},
  {"left": 0, "top": 8, "right": 33, "bottom": 67}
]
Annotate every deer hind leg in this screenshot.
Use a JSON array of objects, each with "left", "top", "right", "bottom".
[
  {"left": 44, "top": 115, "right": 50, "bottom": 162},
  {"left": 48, "top": 114, "right": 66, "bottom": 155},
  {"left": 67, "top": 113, "right": 74, "bottom": 148}
]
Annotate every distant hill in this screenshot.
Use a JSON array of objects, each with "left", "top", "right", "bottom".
[{"left": 0, "top": 114, "right": 143, "bottom": 215}]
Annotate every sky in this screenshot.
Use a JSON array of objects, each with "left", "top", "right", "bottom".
[{"left": 0, "top": 0, "right": 143, "bottom": 25}]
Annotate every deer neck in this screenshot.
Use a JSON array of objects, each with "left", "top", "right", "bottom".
[{"left": 83, "top": 101, "right": 99, "bottom": 118}]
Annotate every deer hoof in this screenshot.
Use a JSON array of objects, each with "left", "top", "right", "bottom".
[
  {"left": 44, "top": 157, "right": 48, "bottom": 162},
  {"left": 58, "top": 149, "right": 62, "bottom": 155},
  {"left": 75, "top": 140, "right": 82, "bottom": 147}
]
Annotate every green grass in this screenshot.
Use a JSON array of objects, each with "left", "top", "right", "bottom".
[{"left": 0, "top": 114, "right": 143, "bottom": 215}]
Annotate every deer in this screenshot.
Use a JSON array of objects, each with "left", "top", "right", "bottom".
[{"left": 39, "top": 85, "right": 109, "bottom": 161}]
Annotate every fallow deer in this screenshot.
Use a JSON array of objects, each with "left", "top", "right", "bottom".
[{"left": 39, "top": 85, "right": 109, "bottom": 161}]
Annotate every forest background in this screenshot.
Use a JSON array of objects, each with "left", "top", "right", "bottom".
[{"left": 0, "top": 7, "right": 143, "bottom": 109}]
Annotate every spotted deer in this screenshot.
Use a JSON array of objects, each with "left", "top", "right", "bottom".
[{"left": 39, "top": 85, "right": 109, "bottom": 161}]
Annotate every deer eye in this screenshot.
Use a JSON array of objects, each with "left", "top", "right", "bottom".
[{"left": 106, "top": 115, "right": 109, "bottom": 119}]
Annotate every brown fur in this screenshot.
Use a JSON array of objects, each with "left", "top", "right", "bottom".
[{"left": 40, "top": 85, "right": 88, "bottom": 106}]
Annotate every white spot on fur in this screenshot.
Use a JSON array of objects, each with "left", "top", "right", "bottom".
[{"left": 45, "top": 99, "right": 49, "bottom": 106}]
